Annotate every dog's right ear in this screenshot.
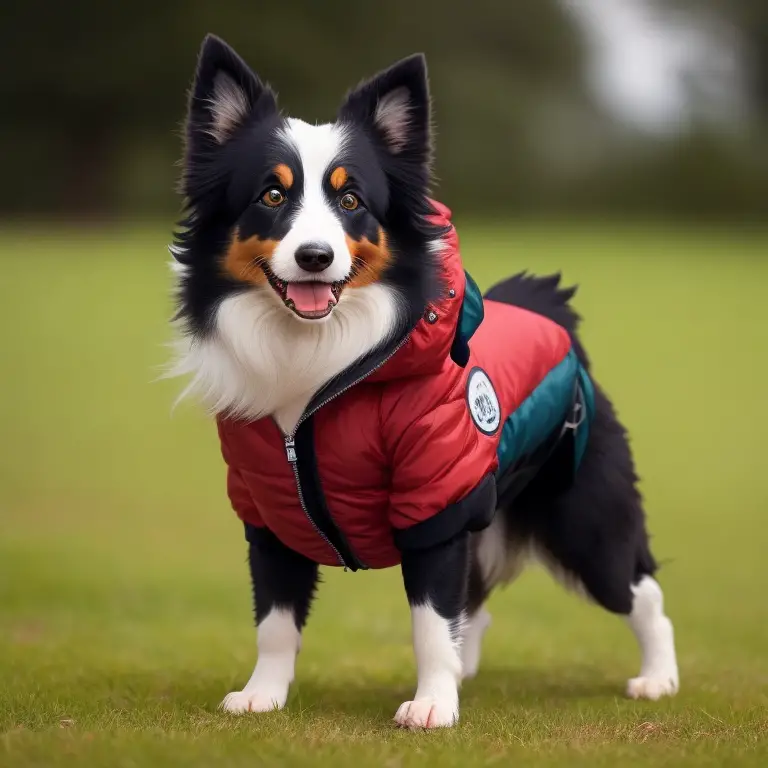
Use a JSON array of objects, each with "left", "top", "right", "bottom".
[{"left": 185, "top": 35, "right": 278, "bottom": 151}]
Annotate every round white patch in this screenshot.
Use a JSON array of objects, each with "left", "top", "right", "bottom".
[{"left": 467, "top": 368, "right": 501, "bottom": 435}]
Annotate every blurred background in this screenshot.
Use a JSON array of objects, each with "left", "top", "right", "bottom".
[
  {"left": 1, "top": 0, "right": 767, "bottom": 222},
  {"left": 1, "top": 2, "right": 767, "bottom": 761}
]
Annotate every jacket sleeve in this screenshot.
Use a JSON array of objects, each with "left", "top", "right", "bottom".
[
  {"left": 383, "top": 394, "right": 498, "bottom": 551},
  {"left": 218, "top": 422, "right": 264, "bottom": 528}
]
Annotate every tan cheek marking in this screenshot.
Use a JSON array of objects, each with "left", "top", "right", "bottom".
[
  {"left": 274, "top": 164, "right": 294, "bottom": 189},
  {"left": 330, "top": 166, "right": 348, "bottom": 191},
  {"left": 222, "top": 231, "right": 278, "bottom": 286},
  {"left": 346, "top": 228, "right": 392, "bottom": 288}
]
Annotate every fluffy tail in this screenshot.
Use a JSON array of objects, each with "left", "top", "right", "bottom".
[{"left": 484, "top": 272, "right": 590, "bottom": 369}]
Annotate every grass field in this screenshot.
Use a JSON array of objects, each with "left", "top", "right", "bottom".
[{"left": 1, "top": 222, "right": 767, "bottom": 767}]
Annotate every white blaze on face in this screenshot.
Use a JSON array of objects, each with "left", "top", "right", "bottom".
[{"left": 270, "top": 119, "right": 353, "bottom": 285}]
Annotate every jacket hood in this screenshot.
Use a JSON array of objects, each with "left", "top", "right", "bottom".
[{"left": 368, "top": 200, "right": 484, "bottom": 383}]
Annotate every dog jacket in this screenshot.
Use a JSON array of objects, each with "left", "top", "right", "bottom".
[{"left": 217, "top": 201, "right": 594, "bottom": 569}]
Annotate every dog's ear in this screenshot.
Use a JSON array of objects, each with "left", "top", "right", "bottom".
[
  {"left": 185, "top": 35, "right": 278, "bottom": 150},
  {"left": 339, "top": 54, "right": 432, "bottom": 171}
]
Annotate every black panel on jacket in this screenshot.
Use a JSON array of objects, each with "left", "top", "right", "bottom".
[{"left": 393, "top": 473, "right": 497, "bottom": 551}]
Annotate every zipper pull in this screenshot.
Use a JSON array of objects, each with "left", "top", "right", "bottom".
[{"left": 285, "top": 437, "right": 297, "bottom": 463}]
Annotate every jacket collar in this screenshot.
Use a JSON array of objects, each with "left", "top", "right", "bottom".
[{"left": 368, "top": 200, "right": 483, "bottom": 382}]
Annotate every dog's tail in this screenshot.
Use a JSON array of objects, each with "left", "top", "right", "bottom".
[{"left": 484, "top": 272, "right": 590, "bottom": 370}]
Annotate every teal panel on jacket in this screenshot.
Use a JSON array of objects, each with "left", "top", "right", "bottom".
[
  {"left": 450, "top": 270, "right": 485, "bottom": 367},
  {"left": 496, "top": 348, "right": 580, "bottom": 476},
  {"left": 574, "top": 363, "right": 595, "bottom": 469}
]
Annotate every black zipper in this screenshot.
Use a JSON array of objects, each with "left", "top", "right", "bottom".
[
  {"left": 286, "top": 418, "right": 362, "bottom": 570},
  {"left": 281, "top": 333, "right": 411, "bottom": 571}
]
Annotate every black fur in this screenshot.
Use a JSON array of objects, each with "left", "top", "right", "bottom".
[
  {"left": 173, "top": 35, "right": 283, "bottom": 335},
  {"left": 469, "top": 272, "right": 657, "bottom": 617},
  {"left": 245, "top": 525, "right": 319, "bottom": 628},
  {"left": 401, "top": 532, "right": 470, "bottom": 640}
]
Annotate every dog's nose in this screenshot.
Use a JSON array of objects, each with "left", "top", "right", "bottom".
[{"left": 295, "top": 243, "right": 334, "bottom": 273}]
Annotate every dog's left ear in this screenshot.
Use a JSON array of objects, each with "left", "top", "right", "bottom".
[{"left": 339, "top": 54, "right": 431, "bottom": 171}]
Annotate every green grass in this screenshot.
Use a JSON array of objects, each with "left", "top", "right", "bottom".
[{"left": 1, "top": 222, "right": 767, "bottom": 767}]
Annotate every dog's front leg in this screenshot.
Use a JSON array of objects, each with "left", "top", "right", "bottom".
[
  {"left": 221, "top": 526, "right": 318, "bottom": 713},
  {"left": 394, "top": 532, "right": 469, "bottom": 729}
]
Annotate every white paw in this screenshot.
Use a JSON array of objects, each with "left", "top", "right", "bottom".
[
  {"left": 394, "top": 698, "right": 458, "bottom": 729},
  {"left": 626, "top": 674, "right": 679, "bottom": 701},
  {"left": 219, "top": 688, "right": 287, "bottom": 714}
]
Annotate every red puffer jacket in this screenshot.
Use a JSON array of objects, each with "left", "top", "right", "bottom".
[{"left": 217, "top": 201, "right": 592, "bottom": 569}]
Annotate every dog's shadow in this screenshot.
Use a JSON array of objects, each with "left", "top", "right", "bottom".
[
  {"left": 63, "top": 665, "right": 621, "bottom": 727},
  {"left": 285, "top": 665, "right": 620, "bottom": 720}
]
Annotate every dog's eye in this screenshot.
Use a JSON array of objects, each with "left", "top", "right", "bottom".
[
  {"left": 262, "top": 188, "right": 286, "bottom": 207},
  {"left": 340, "top": 193, "right": 359, "bottom": 211}
]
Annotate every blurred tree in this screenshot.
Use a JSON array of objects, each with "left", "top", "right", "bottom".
[
  {"left": 0, "top": 0, "right": 588, "bottom": 216},
  {"left": 648, "top": 0, "right": 768, "bottom": 121},
  {"left": 0, "top": 1, "right": 189, "bottom": 215},
  {"left": 0, "top": 0, "right": 765, "bottom": 220}
]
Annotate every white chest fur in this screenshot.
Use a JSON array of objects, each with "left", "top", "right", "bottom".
[
  {"left": 169, "top": 282, "right": 401, "bottom": 431},
  {"left": 272, "top": 394, "right": 313, "bottom": 436}
]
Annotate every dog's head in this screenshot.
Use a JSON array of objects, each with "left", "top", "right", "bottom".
[{"left": 172, "top": 35, "right": 444, "bottom": 337}]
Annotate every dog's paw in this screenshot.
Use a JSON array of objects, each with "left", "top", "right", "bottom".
[
  {"left": 393, "top": 697, "right": 458, "bottom": 729},
  {"left": 626, "top": 674, "right": 679, "bottom": 701},
  {"left": 219, "top": 688, "right": 287, "bottom": 714}
]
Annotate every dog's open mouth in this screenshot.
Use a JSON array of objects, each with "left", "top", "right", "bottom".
[{"left": 262, "top": 267, "right": 345, "bottom": 320}]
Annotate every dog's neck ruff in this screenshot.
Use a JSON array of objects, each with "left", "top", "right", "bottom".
[{"left": 169, "top": 281, "right": 403, "bottom": 430}]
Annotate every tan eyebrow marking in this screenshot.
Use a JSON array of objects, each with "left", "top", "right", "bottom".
[
  {"left": 274, "top": 164, "right": 294, "bottom": 189},
  {"left": 330, "top": 166, "right": 348, "bottom": 191}
]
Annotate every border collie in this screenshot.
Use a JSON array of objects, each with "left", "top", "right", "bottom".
[{"left": 167, "top": 35, "right": 679, "bottom": 729}]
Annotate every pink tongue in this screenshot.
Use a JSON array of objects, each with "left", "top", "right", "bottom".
[{"left": 285, "top": 282, "right": 335, "bottom": 313}]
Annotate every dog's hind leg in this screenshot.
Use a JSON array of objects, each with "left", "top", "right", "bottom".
[
  {"left": 461, "top": 511, "right": 528, "bottom": 679},
  {"left": 625, "top": 568, "right": 679, "bottom": 700},
  {"left": 521, "top": 387, "right": 679, "bottom": 699},
  {"left": 460, "top": 607, "right": 492, "bottom": 680},
  {"left": 461, "top": 557, "right": 492, "bottom": 679},
  {"left": 532, "top": 507, "right": 680, "bottom": 700}
]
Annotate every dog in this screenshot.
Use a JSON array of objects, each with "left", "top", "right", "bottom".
[{"left": 167, "top": 35, "right": 679, "bottom": 729}]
